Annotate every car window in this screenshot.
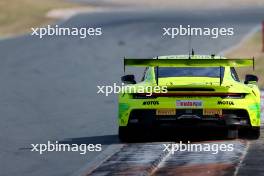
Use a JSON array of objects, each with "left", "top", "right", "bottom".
[
  {"left": 142, "top": 67, "right": 148, "bottom": 81},
  {"left": 230, "top": 67, "right": 240, "bottom": 82},
  {"left": 157, "top": 67, "right": 225, "bottom": 78}
]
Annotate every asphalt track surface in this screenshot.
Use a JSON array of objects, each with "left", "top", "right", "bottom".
[
  {"left": 77, "top": 141, "right": 249, "bottom": 176},
  {"left": 1, "top": 7, "right": 264, "bottom": 176}
]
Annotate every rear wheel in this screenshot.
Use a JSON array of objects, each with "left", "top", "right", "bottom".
[
  {"left": 118, "top": 126, "right": 131, "bottom": 142},
  {"left": 248, "top": 127, "right": 260, "bottom": 139},
  {"left": 227, "top": 128, "right": 239, "bottom": 139}
]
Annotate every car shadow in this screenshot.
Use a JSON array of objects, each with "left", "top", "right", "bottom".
[
  {"left": 58, "top": 128, "right": 259, "bottom": 146},
  {"left": 59, "top": 129, "right": 230, "bottom": 146},
  {"left": 59, "top": 135, "right": 120, "bottom": 145},
  {"left": 128, "top": 128, "right": 230, "bottom": 143}
]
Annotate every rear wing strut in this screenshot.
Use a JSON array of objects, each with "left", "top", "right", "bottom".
[{"left": 123, "top": 57, "right": 255, "bottom": 85}]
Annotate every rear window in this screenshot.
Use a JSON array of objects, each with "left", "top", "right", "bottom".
[{"left": 157, "top": 67, "right": 224, "bottom": 78}]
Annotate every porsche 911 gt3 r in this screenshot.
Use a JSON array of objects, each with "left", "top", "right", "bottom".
[{"left": 118, "top": 55, "right": 261, "bottom": 141}]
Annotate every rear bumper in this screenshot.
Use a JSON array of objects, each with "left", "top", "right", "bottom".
[
  {"left": 118, "top": 94, "right": 261, "bottom": 127},
  {"left": 125, "top": 109, "right": 251, "bottom": 129}
]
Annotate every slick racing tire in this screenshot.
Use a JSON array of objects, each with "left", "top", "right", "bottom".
[
  {"left": 118, "top": 126, "right": 131, "bottom": 142},
  {"left": 227, "top": 128, "right": 239, "bottom": 139},
  {"left": 248, "top": 127, "right": 260, "bottom": 139}
]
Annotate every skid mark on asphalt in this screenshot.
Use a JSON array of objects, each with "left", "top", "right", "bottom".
[
  {"left": 87, "top": 143, "right": 170, "bottom": 175},
  {"left": 153, "top": 141, "right": 248, "bottom": 176},
  {"left": 155, "top": 163, "right": 234, "bottom": 176},
  {"left": 83, "top": 141, "right": 247, "bottom": 176}
]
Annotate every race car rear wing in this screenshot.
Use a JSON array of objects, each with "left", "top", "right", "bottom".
[
  {"left": 124, "top": 58, "right": 254, "bottom": 68},
  {"left": 123, "top": 57, "right": 255, "bottom": 85}
]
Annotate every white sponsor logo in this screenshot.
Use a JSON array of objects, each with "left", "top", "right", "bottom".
[{"left": 176, "top": 100, "right": 203, "bottom": 108}]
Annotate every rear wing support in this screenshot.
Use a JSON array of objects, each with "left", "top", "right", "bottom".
[{"left": 156, "top": 56, "right": 159, "bottom": 85}]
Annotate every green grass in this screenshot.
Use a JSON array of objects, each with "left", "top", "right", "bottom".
[
  {"left": 0, "top": 0, "right": 80, "bottom": 37},
  {"left": 226, "top": 31, "right": 264, "bottom": 88}
]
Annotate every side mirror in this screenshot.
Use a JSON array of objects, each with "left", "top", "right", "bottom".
[
  {"left": 244, "top": 74, "right": 258, "bottom": 84},
  {"left": 121, "top": 75, "right": 136, "bottom": 84}
]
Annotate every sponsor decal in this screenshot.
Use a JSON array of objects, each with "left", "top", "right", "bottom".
[
  {"left": 217, "top": 101, "right": 234, "bottom": 105},
  {"left": 142, "top": 101, "right": 159, "bottom": 105},
  {"left": 176, "top": 100, "right": 203, "bottom": 108},
  {"left": 156, "top": 109, "right": 176, "bottom": 116}
]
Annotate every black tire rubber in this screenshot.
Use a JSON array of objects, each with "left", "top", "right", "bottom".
[
  {"left": 248, "top": 127, "right": 260, "bottom": 139},
  {"left": 227, "top": 128, "right": 239, "bottom": 139},
  {"left": 118, "top": 126, "right": 131, "bottom": 142}
]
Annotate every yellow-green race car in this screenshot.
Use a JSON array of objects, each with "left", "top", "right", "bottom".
[{"left": 118, "top": 55, "right": 261, "bottom": 141}]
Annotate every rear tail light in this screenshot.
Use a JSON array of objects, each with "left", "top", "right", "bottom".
[{"left": 133, "top": 93, "right": 246, "bottom": 98}]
